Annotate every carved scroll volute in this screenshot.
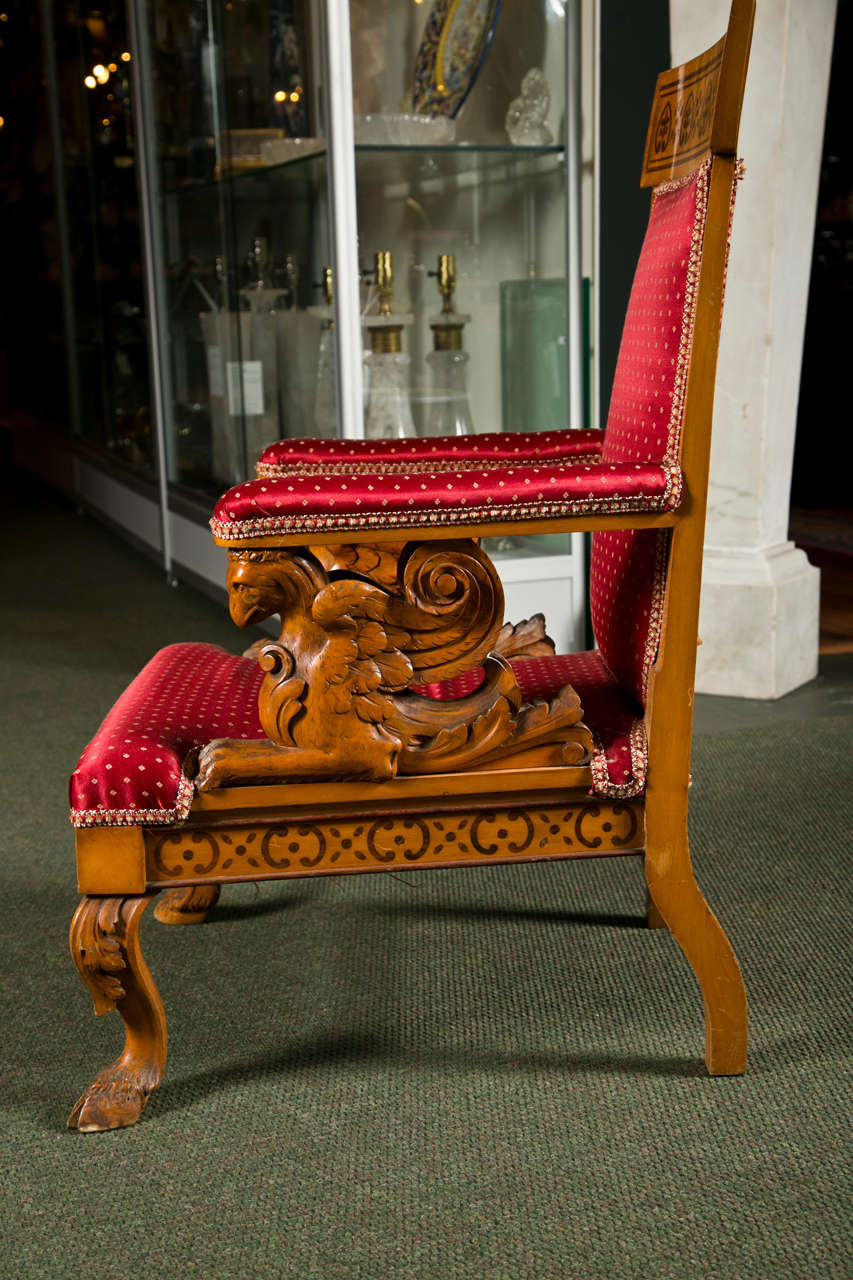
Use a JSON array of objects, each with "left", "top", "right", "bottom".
[
  {"left": 256, "top": 641, "right": 306, "bottom": 746},
  {"left": 395, "top": 540, "right": 505, "bottom": 683}
]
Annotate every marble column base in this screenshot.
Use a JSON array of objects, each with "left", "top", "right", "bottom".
[{"left": 696, "top": 542, "right": 820, "bottom": 699}]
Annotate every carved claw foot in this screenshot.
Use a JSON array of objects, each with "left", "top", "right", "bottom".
[
  {"left": 154, "top": 884, "right": 221, "bottom": 925},
  {"left": 68, "top": 1062, "right": 154, "bottom": 1133},
  {"left": 196, "top": 738, "right": 279, "bottom": 790},
  {"left": 196, "top": 736, "right": 398, "bottom": 790},
  {"left": 68, "top": 894, "right": 167, "bottom": 1132}
]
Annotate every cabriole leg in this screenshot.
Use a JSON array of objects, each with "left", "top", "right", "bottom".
[
  {"left": 68, "top": 893, "right": 167, "bottom": 1132},
  {"left": 154, "top": 883, "right": 221, "bottom": 926}
]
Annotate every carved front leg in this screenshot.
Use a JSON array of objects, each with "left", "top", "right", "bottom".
[{"left": 68, "top": 894, "right": 167, "bottom": 1132}]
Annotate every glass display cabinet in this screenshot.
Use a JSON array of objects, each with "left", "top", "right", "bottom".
[{"left": 73, "top": 0, "right": 598, "bottom": 648}]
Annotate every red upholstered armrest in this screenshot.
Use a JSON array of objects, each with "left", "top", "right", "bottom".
[
  {"left": 211, "top": 457, "right": 681, "bottom": 541},
  {"left": 256, "top": 429, "right": 606, "bottom": 477}
]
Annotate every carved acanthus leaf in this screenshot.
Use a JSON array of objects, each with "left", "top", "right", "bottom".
[
  {"left": 395, "top": 658, "right": 592, "bottom": 774},
  {"left": 70, "top": 898, "right": 128, "bottom": 1015},
  {"left": 493, "top": 613, "right": 556, "bottom": 660},
  {"left": 471, "top": 679, "right": 593, "bottom": 768},
  {"left": 69, "top": 897, "right": 153, "bottom": 1016}
]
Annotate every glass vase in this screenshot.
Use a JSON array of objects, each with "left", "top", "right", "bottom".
[
  {"left": 364, "top": 351, "right": 415, "bottom": 439},
  {"left": 424, "top": 349, "right": 473, "bottom": 437}
]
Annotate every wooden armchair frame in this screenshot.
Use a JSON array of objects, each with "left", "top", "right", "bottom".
[{"left": 68, "top": 0, "right": 754, "bottom": 1132}]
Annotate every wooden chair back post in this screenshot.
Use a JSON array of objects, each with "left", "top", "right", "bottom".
[
  {"left": 637, "top": 0, "right": 754, "bottom": 1076},
  {"left": 642, "top": 0, "right": 753, "bottom": 950}
]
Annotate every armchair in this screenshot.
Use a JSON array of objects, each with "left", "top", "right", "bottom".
[{"left": 67, "top": 0, "right": 754, "bottom": 1131}]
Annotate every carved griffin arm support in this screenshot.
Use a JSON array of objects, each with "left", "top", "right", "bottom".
[{"left": 197, "top": 540, "right": 590, "bottom": 790}]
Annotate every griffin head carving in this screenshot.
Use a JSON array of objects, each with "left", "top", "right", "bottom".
[{"left": 226, "top": 549, "right": 328, "bottom": 629}]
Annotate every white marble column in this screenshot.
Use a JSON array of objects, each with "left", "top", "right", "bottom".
[{"left": 669, "top": 0, "right": 836, "bottom": 697}]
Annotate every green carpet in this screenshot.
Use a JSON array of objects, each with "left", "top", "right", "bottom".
[{"left": 0, "top": 484, "right": 850, "bottom": 1279}]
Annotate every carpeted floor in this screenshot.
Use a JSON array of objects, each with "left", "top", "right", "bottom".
[{"left": 1, "top": 481, "right": 850, "bottom": 1279}]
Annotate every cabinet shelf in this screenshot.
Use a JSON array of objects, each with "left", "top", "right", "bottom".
[{"left": 163, "top": 143, "right": 565, "bottom": 198}]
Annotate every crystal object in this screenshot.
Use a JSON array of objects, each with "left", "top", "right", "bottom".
[{"left": 505, "top": 69, "right": 554, "bottom": 146}]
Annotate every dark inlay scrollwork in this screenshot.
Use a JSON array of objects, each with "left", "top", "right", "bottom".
[
  {"left": 470, "top": 811, "right": 536, "bottom": 857},
  {"left": 608, "top": 803, "right": 641, "bottom": 849},
  {"left": 574, "top": 805, "right": 603, "bottom": 849},
  {"left": 365, "top": 817, "right": 430, "bottom": 863},
  {"left": 654, "top": 100, "right": 673, "bottom": 154},
  {"left": 152, "top": 831, "right": 221, "bottom": 878}
]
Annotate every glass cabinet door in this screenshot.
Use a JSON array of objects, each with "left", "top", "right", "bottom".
[
  {"left": 349, "top": 0, "right": 570, "bottom": 443},
  {"left": 48, "top": 2, "right": 154, "bottom": 474},
  {"left": 144, "top": 0, "right": 335, "bottom": 498}
]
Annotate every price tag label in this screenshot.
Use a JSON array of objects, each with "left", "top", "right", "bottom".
[{"left": 226, "top": 360, "right": 265, "bottom": 416}]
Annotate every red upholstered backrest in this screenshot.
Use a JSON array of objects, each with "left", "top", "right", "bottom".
[{"left": 590, "top": 162, "right": 710, "bottom": 705}]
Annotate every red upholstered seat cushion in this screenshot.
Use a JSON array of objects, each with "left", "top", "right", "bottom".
[
  {"left": 211, "top": 458, "right": 680, "bottom": 541},
  {"left": 256, "top": 429, "right": 605, "bottom": 476},
  {"left": 69, "top": 643, "right": 265, "bottom": 828},
  {"left": 415, "top": 651, "right": 646, "bottom": 798}
]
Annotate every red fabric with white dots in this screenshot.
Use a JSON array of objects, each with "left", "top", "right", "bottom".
[
  {"left": 256, "top": 429, "right": 606, "bottom": 476},
  {"left": 590, "top": 165, "right": 709, "bottom": 704},
  {"left": 69, "top": 643, "right": 265, "bottom": 828},
  {"left": 210, "top": 459, "right": 680, "bottom": 541},
  {"left": 415, "top": 650, "right": 646, "bottom": 797}
]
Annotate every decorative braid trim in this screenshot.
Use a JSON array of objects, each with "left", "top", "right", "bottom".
[
  {"left": 661, "top": 157, "right": 711, "bottom": 467},
  {"left": 212, "top": 466, "right": 682, "bottom": 541},
  {"left": 70, "top": 770, "right": 196, "bottom": 829},
  {"left": 257, "top": 453, "right": 603, "bottom": 478},
  {"left": 652, "top": 158, "right": 711, "bottom": 198},
  {"left": 640, "top": 528, "right": 672, "bottom": 704},
  {"left": 589, "top": 717, "right": 648, "bottom": 799},
  {"left": 721, "top": 159, "right": 745, "bottom": 314}
]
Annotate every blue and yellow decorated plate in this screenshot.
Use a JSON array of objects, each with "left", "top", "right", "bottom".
[{"left": 412, "top": 0, "right": 502, "bottom": 119}]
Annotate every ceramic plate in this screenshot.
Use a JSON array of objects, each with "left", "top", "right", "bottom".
[{"left": 412, "top": 0, "right": 502, "bottom": 118}]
